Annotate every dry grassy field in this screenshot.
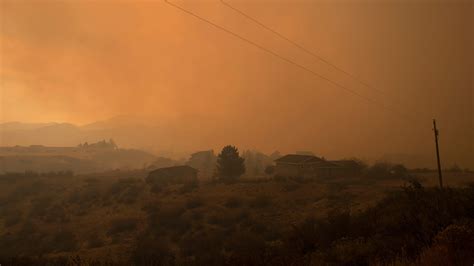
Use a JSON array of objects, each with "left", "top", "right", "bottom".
[{"left": 0, "top": 170, "right": 473, "bottom": 265}]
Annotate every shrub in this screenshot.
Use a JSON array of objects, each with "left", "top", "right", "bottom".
[
  {"left": 179, "top": 228, "right": 227, "bottom": 263},
  {"left": 264, "top": 165, "right": 275, "bottom": 175},
  {"left": 29, "top": 197, "right": 53, "bottom": 219},
  {"left": 419, "top": 221, "right": 474, "bottom": 265},
  {"left": 150, "top": 183, "right": 162, "bottom": 194},
  {"left": 83, "top": 177, "right": 100, "bottom": 185},
  {"left": 87, "top": 233, "right": 105, "bottom": 249},
  {"left": 43, "top": 204, "right": 69, "bottom": 223},
  {"left": 224, "top": 230, "right": 266, "bottom": 256},
  {"left": 224, "top": 196, "right": 243, "bottom": 208},
  {"left": 68, "top": 187, "right": 101, "bottom": 207},
  {"left": 51, "top": 230, "right": 77, "bottom": 252},
  {"left": 131, "top": 234, "right": 175, "bottom": 266},
  {"left": 282, "top": 181, "right": 300, "bottom": 192},
  {"left": 3, "top": 210, "right": 22, "bottom": 227},
  {"left": 106, "top": 178, "right": 143, "bottom": 204},
  {"left": 144, "top": 204, "right": 189, "bottom": 235},
  {"left": 7, "top": 181, "right": 45, "bottom": 203},
  {"left": 108, "top": 178, "right": 141, "bottom": 195},
  {"left": 179, "top": 180, "right": 198, "bottom": 194},
  {"left": 186, "top": 197, "right": 204, "bottom": 209},
  {"left": 248, "top": 195, "right": 272, "bottom": 209},
  {"left": 107, "top": 218, "right": 138, "bottom": 236},
  {"left": 286, "top": 183, "right": 474, "bottom": 264},
  {"left": 117, "top": 185, "right": 143, "bottom": 204},
  {"left": 208, "top": 209, "right": 249, "bottom": 229},
  {"left": 366, "top": 162, "right": 392, "bottom": 179},
  {"left": 273, "top": 175, "right": 288, "bottom": 182},
  {"left": 366, "top": 162, "right": 411, "bottom": 180}
]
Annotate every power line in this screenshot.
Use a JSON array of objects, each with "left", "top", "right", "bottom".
[
  {"left": 220, "top": 0, "right": 384, "bottom": 95},
  {"left": 221, "top": 0, "right": 434, "bottom": 122},
  {"left": 163, "top": 0, "right": 418, "bottom": 122}
]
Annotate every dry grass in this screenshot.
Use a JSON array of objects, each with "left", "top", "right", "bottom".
[{"left": 0, "top": 170, "right": 472, "bottom": 261}]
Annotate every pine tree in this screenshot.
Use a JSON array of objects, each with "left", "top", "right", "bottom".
[{"left": 216, "top": 145, "right": 245, "bottom": 182}]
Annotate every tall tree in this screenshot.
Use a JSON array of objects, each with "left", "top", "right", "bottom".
[{"left": 216, "top": 145, "right": 245, "bottom": 182}]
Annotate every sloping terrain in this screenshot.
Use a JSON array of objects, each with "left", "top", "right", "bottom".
[{"left": 0, "top": 171, "right": 472, "bottom": 265}]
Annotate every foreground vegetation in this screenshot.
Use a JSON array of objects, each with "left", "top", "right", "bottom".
[{"left": 0, "top": 170, "right": 473, "bottom": 265}]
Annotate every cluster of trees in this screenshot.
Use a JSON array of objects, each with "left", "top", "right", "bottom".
[
  {"left": 185, "top": 148, "right": 276, "bottom": 181},
  {"left": 206, "top": 145, "right": 419, "bottom": 182},
  {"left": 77, "top": 139, "right": 118, "bottom": 150}
]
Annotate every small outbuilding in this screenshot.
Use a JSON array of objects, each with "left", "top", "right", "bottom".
[
  {"left": 146, "top": 165, "right": 198, "bottom": 185},
  {"left": 330, "top": 160, "right": 364, "bottom": 176},
  {"left": 274, "top": 154, "right": 362, "bottom": 178}
]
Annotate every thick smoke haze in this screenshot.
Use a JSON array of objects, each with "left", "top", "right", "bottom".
[{"left": 1, "top": 0, "right": 472, "bottom": 167}]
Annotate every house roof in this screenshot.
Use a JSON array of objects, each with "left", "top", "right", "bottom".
[
  {"left": 330, "top": 160, "right": 361, "bottom": 168},
  {"left": 274, "top": 154, "right": 324, "bottom": 164},
  {"left": 149, "top": 165, "right": 198, "bottom": 175},
  {"left": 190, "top": 150, "right": 214, "bottom": 156}
]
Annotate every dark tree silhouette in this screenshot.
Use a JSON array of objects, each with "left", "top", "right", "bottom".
[
  {"left": 216, "top": 145, "right": 245, "bottom": 182},
  {"left": 264, "top": 165, "right": 275, "bottom": 175}
]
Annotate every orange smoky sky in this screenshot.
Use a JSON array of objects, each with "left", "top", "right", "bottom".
[{"left": 0, "top": 0, "right": 472, "bottom": 167}]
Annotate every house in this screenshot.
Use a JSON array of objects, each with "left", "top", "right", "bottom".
[
  {"left": 274, "top": 154, "right": 360, "bottom": 178},
  {"left": 330, "top": 160, "right": 364, "bottom": 176},
  {"left": 146, "top": 165, "right": 198, "bottom": 185},
  {"left": 186, "top": 150, "right": 216, "bottom": 179},
  {"left": 275, "top": 154, "right": 329, "bottom": 178}
]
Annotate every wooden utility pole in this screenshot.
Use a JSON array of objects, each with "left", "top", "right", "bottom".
[{"left": 433, "top": 119, "right": 443, "bottom": 188}]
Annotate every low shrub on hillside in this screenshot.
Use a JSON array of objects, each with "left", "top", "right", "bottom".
[
  {"left": 68, "top": 186, "right": 101, "bottom": 207},
  {"left": 131, "top": 234, "right": 175, "bottom": 266},
  {"left": 207, "top": 211, "right": 243, "bottom": 229},
  {"left": 186, "top": 197, "right": 204, "bottom": 209},
  {"left": 150, "top": 183, "right": 162, "bottom": 194},
  {"left": 365, "top": 162, "right": 411, "bottom": 180},
  {"left": 43, "top": 204, "right": 69, "bottom": 223},
  {"left": 28, "top": 196, "right": 53, "bottom": 219},
  {"left": 50, "top": 230, "right": 77, "bottom": 252},
  {"left": 418, "top": 221, "right": 474, "bottom": 266},
  {"left": 107, "top": 218, "right": 138, "bottom": 236},
  {"left": 6, "top": 181, "right": 45, "bottom": 204},
  {"left": 143, "top": 203, "right": 190, "bottom": 236},
  {"left": 107, "top": 178, "right": 144, "bottom": 204},
  {"left": 282, "top": 181, "right": 301, "bottom": 192},
  {"left": 248, "top": 195, "right": 272, "bottom": 209},
  {"left": 3, "top": 209, "right": 22, "bottom": 227},
  {"left": 86, "top": 233, "right": 105, "bottom": 249},
  {"left": 178, "top": 228, "right": 228, "bottom": 264},
  {"left": 224, "top": 196, "right": 244, "bottom": 208},
  {"left": 179, "top": 180, "right": 199, "bottom": 194},
  {"left": 286, "top": 181, "right": 474, "bottom": 265}
]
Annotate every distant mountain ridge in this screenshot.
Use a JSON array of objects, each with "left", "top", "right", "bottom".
[
  {"left": 0, "top": 122, "right": 63, "bottom": 131},
  {"left": 0, "top": 122, "right": 84, "bottom": 147},
  {"left": 0, "top": 139, "right": 157, "bottom": 174},
  {"left": 0, "top": 115, "right": 221, "bottom": 158}
]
